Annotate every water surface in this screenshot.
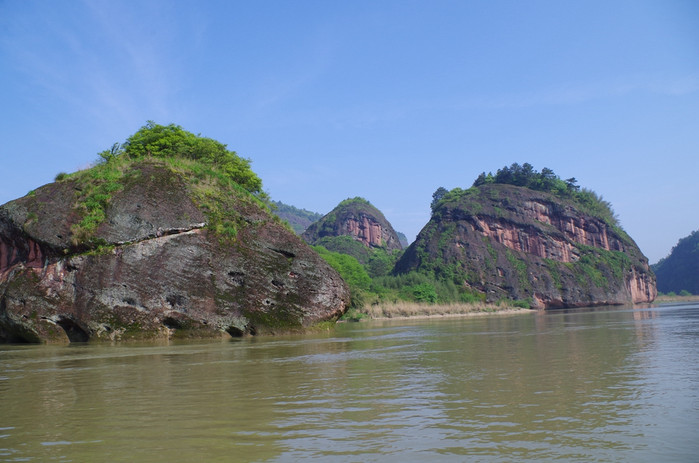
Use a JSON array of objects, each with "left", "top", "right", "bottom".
[{"left": 1, "top": 303, "right": 697, "bottom": 462}]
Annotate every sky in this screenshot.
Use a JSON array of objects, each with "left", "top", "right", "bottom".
[{"left": 1, "top": 0, "right": 697, "bottom": 264}]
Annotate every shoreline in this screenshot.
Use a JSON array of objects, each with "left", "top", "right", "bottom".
[
  {"left": 342, "top": 302, "right": 537, "bottom": 322},
  {"left": 361, "top": 307, "right": 536, "bottom": 321},
  {"left": 654, "top": 295, "right": 699, "bottom": 304}
]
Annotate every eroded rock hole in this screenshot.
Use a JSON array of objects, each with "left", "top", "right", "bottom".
[
  {"left": 162, "top": 317, "right": 183, "bottom": 330},
  {"left": 226, "top": 326, "right": 245, "bottom": 337},
  {"left": 56, "top": 317, "right": 90, "bottom": 343}
]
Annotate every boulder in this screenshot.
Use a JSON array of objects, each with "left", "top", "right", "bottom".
[{"left": 0, "top": 161, "right": 349, "bottom": 342}]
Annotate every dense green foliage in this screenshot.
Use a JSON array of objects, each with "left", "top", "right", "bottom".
[
  {"left": 338, "top": 197, "right": 372, "bottom": 207},
  {"left": 652, "top": 230, "right": 699, "bottom": 294},
  {"left": 313, "top": 245, "right": 372, "bottom": 308},
  {"left": 313, "top": 236, "right": 486, "bottom": 309},
  {"left": 473, "top": 163, "right": 578, "bottom": 192},
  {"left": 467, "top": 163, "right": 619, "bottom": 227},
  {"left": 55, "top": 122, "right": 270, "bottom": 245},
  {"left": 314, "top": 235, "right": 373, "bottom": 264},
  {"left": 99, "top": 121, "right": 265, "bottom": 198}
]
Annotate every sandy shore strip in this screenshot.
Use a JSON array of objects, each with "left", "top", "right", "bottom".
[
  {"left": 654, "top": 295, "right": 699, "bottom": 304},
  {"left": 344, "top": 301, "right": 536, "bottom": 321}
]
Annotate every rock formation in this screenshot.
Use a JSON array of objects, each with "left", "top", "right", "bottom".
[
  {"left": 395, "top": 184, "right": 656, "bottom": 308},
  {"left": 0, "top": 161, "right": 349, "bottom": 342},
  {"left": 302, "top": 197, "right": 403, "bottom": 253}
]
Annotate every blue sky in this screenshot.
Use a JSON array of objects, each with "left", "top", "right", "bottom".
[{"left": 1, "top": 0, "right": 697, "bottom": 263}]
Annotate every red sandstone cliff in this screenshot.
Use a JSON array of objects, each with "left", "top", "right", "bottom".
[
  {"left": 396, "top": 184, "right": 656, "bottom": 308},
  {"left": 302, "top": 197, "right": 403, "bottom": 253}
]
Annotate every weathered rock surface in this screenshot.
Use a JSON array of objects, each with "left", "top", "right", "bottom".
[
  {"left": 302, "top": 197, "right": 403, "bottom": 252},
  {"left": 0, "top": 162, "right": 349, "bottom": 342},
  {"left": 395, "top": 184, "right": 656, "bottom": 308}
]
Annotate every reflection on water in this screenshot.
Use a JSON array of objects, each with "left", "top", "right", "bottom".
[{"left": 1, "top": 303, "right": 698, "bottom": 462}]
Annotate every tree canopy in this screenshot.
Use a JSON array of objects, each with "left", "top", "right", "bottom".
[
  {"left": 469, "top": 163, "right": 618, "bottom": 227},
  {"left": 473, "top": 162, "right": 579, "bottom": 193},
  {"left": 98, "top": 121, "right": 264, "bottom": 197}
]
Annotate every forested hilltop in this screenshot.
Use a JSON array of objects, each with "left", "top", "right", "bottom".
[
  {"left": 448, "top": 162, "right": 620, "bottom": 229},
  {"left": 652, "top": 230, "right": 699, "bottom": 295}
]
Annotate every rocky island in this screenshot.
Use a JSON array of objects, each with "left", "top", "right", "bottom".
[
  {"left": 396, "top": 164, "right": 656, "bottom": 308},
  {"left": 0, "top": 123, "right": 349, "bottom": 343}
]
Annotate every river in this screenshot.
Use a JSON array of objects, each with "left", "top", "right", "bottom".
[{"left": 1, "top": 303, "right": 697, "bottom": 462}]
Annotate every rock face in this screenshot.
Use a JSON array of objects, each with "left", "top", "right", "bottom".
[
  {"left": 0, "top": 161, "right": 349, "bottom": 343},
  {"left": 395, "top": 184, "right": 656, "bottom": 308},
  {"left": 302, "top": 197, "right": 403, "bottom": 252}
]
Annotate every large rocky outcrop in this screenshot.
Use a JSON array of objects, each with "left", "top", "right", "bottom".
[
  {"left": 0, "top": 161, "right": 349, "bottom": 343},
  {"left": 302, "top": 197, "right": 403, "bottom": 252},
  {"left": 395, "top": 184, "right": 656, "bottom": 308}
]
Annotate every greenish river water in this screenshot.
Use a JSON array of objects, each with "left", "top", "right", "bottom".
[{"left": 1, "top": 303, "right": 698, "bottom": 462}]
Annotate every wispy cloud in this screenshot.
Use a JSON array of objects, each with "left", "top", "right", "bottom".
[
  {"left": 465, "top": 74, "right": 699, "bottom": 110},
  {"left": 1, "top": 1, "right": 188, "bottom": 128}
]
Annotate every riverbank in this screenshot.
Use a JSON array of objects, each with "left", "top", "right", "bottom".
[
  {"left": 341, "top": 301, "right": 535, "bottom": 321},
  {"left": 654, "top": 294, "right": 699, "bottom": 304}
]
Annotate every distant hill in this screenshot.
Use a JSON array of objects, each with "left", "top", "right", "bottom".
[
  {"left": 395, "top": 164, "right": 656, "bottom": 308},
  {"left": 271, "top": 200, "right": 323, "bottom": 234},
  {"left": 652, "top": 230, "right": 699, "bottom": 294},
  {"left": 302, "top": 197, "right": 403, "bottom": 264}
]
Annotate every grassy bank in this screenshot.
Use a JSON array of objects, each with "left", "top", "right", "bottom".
[
  {"left": 341, "top": 301, "right": 535, "bottom": 321},
  {"left": 654, "top": 294, "right": 699, "bottom": 304}
]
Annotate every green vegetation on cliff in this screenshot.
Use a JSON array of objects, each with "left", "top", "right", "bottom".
[
  {"left": 100, "top": 121, "right": 264, "bottom": 197},
  {"left": 652, "top": 230, "right": 699, "bottom": 295},
  {"left": 303, "top": 196, "right": 403, "bottom": 256},
  {"left": 314, "top": 240, "right": 483, "bottom": 311},
  {"left": 305, "top": 196, "right": 492, "bottom": 310},
  {"left": 54, "top": 122, "right": 271, "bottom": 246},
  {"left": 464, "top": 163, "right": 620, "bottom": 228}
]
